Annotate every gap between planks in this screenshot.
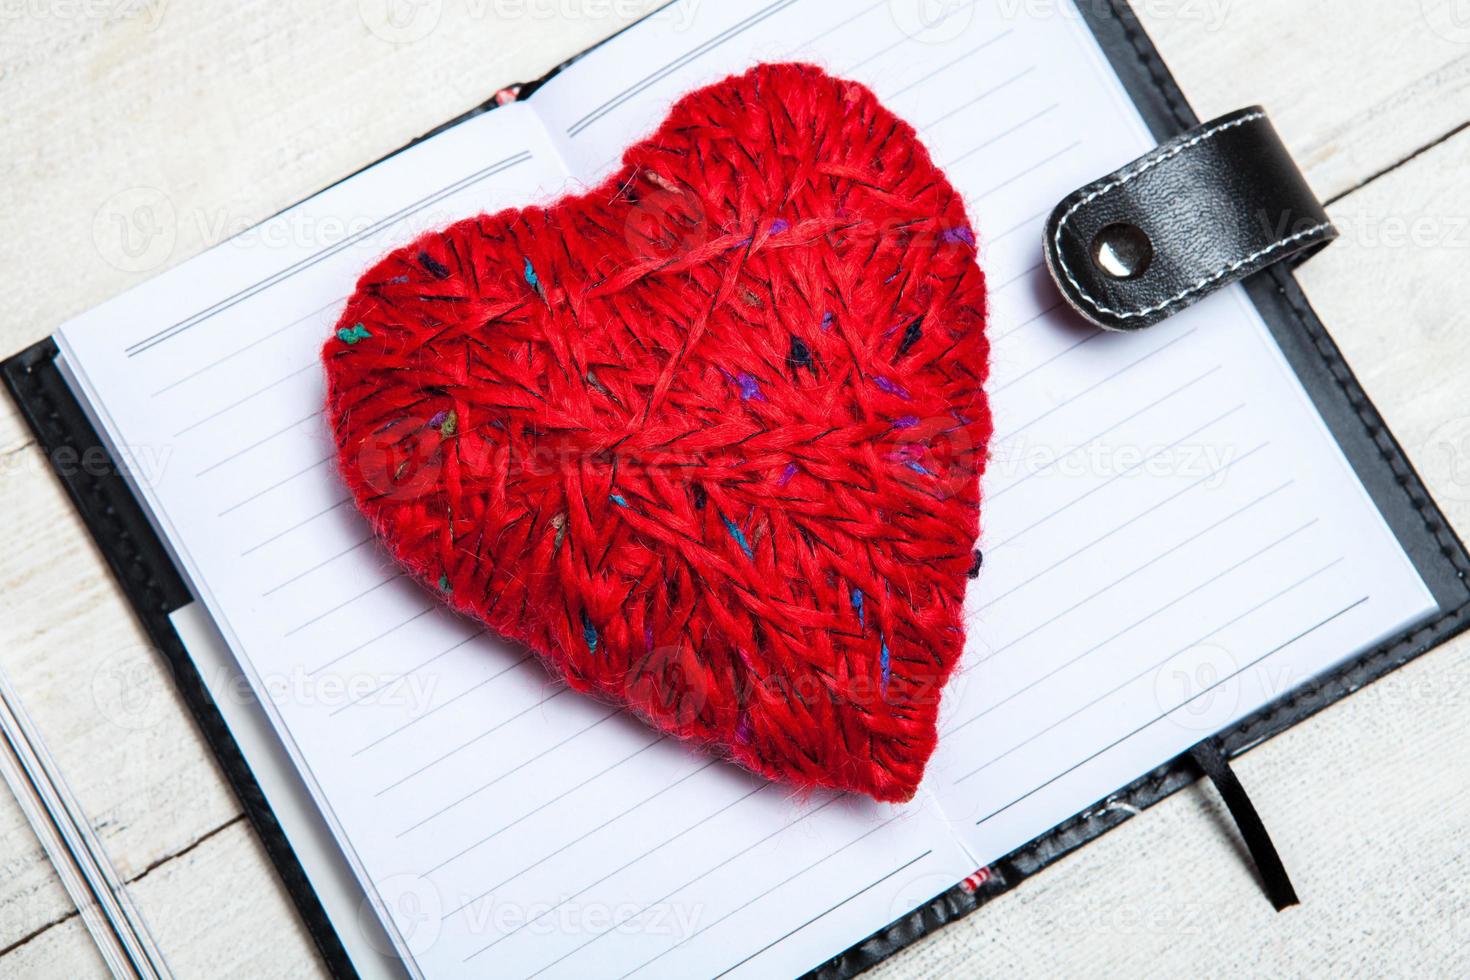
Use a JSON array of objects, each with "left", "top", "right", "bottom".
[{"left": 0, "top": 816, "right": 245, "bottom": 961}]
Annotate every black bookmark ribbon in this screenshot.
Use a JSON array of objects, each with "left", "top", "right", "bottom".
[{"left": 1188, "top": 738, "right": 1300, "bottom": 911}]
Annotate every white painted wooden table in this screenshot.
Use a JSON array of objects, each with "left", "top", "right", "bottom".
[{"left": 2, "top": 1, "right": 1469, "bottom": 975}]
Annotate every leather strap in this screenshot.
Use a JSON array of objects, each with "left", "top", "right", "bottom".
[
  {"left": 1045, "top": 107, "right": 1337, "bottom": 331},
  {"left": 1189, "top": 737, "right": 1300, "bottom": 912}
]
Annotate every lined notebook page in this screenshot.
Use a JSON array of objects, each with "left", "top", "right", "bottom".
[
  {"left": 56, "top": 1, "right": 1435, "bottom": 978},
  {"left": 54, "top": 28, "right": 970, "bottom": 980},
  {"left": 531, "top": 0, "right": 1437, "bottom": 868}
]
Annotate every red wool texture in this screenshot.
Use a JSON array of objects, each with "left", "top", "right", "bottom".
[{"left": 323, "top": 63, "right": 990, "bottom": 803}]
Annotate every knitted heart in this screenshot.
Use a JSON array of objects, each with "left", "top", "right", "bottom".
[{"left": 324, "top": 63, "right": 990, "bottom": 803}]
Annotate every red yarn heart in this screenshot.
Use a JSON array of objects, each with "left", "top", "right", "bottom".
[{"left": 324, "top": 63, "right": 990, "bottom": 802}]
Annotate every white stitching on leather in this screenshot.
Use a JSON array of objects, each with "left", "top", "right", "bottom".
[{"left": 1053, "top": 110, "right": 1332, "bottom": 322}]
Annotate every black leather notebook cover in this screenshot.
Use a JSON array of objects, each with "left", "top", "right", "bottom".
[{"left": 6, "top": 3, "right": 1469, "bottom": 977}]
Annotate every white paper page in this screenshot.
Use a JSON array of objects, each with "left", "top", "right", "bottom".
[
  {"left": 531, "top": 0, "right": 1437, "bottom": 869},
  {"left": 168, "top": 603, "right": 407, "bottom": 980},
  {"left": 55, "top": 50, "right": 971, "bottom": 980},
  {"left": 56, "top": 1, "right": 1438, "bottom": 977}
]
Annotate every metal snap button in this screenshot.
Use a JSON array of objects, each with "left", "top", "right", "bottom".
[{"left": 1090, "top": 222, "right": 1153, "bottom": 280}]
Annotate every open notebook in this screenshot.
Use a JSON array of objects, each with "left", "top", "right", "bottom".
[{"left": 11, "top": 1, "right": 1468, "bottom": 977}]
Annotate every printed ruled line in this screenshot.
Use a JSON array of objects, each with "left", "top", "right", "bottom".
[
  {"left": 988, "top": 365, "right": 1224, "bottom": 497},
  {"left": 150, "top": 296, "right": 345, "bottom": 398},
  {"left": 305, "top": 604, "right": 435, "bottom": 676},
  {"left": 619, "top": 815, "right": 902, "bottom": 978},
  {"left": 990, "top": 327, "right": 1196, "bottom": 441},
  {"left": 441, "top": 759, "right": 720, "bottom": 919},
  {"left": 217, "top": 454, "right": 334, "bottom": 517},
  {"left": 990, "top": 299, "right": 1064, "bottom": 343},
  {"left": 950, "top": 507, "right": 1316, "bottom": 739},
  {"left": 329, "top": 632, "right": 496, "bottom": 718},
  {"left": 196, "top": 412, "right": 320, "bottom": 477},
  {"left": 975, "top": 140, "right": 1082, "bottom": 199},
  {"left": 981, "top": 484, "right": 1303, "bottom": 657},
  {"left": 240, "top": 496, "right": 351, "bottom": 556},
  {"left": 352, "top": 681, "right": 564, "bottom": 758},
  {"left": 711, "top": 850, "right": 934, "bottom": 979},
  {"left": 420, "top": 735, "right": 667, "bottom": 877},
  {"left": 262, "top": 535, "right": 374, "bottom": 597},
  {"left": 993, "top": 260, "right": 1043, "bottom": 293},
  {"left": 384, "top": 706, "right": 616, "bottom": 810},
  {"left": 917, "top": 66, "right": 1034, "bottom": 131},
  {"left": 840, "top": 0, "right": 976, "bottom": 76},
  {"left": 783, "top": 0, "right": 887, "bottom": 57},
  {"left": 843, "top": 19, "right": 941, "bottom": 75},
  {"left": 888, "top": 29, "right": 1015, "bottom": 99},
  {"left": 987, "top": 403, "right": 1247, "bottom": 550},
  {"left": 971, "top": 596, "right": 1370, "bottom": 824},
  {"left": 567, "top": 0, "right": 801, "bottom": 137},
  {"left": 988, "top": 206, "right": 1050, "bottom": 245},
  {"left": 989, "top": 328, "right": 1101, "bottom": 395},
  {"left": 282, "top": 572, "right": 401, "bottom": 638},
  {"left": 530, "top": 795, "right": 847, "bottom": 978},
  {"left": 465, "top": 785, "right": 769, "bottom": 961},
  {"left": 172, "top": 361, "right": 316, "bottom": 437},
  {"left": 952, "top": 555, "right": 1346, "bottom": 783},
  {"left": 981, "top": 446, "right": 1272, "bottom": 609},
  {"left": 465, "top": 778, "right": 766, "bottom": 956},
  {"left": 355, "top": 657, "right": 538, "bottom": 760},
  {"left": 125, "top": 151, "right": 534, "bottom": 356},
  {"left": 391, "top": 711, "right": 621, "bottom": 829},
  {"left": 944, "top": 103, "right": 1059, "bottom": 169}
]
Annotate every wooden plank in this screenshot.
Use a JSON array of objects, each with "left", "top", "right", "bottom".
[
  {"left": 3, "top": 1, "right": 1468, "bottom": 366},
  {"left": 0, "top": 448, "right": 239, "bottom": 950},
  {"left": 1296, "top": 122, "right": 1470, "bottom": 533},
  {"left": 0, "top": 914, "right": 107, "bottom": 979},
  {"left": 1, "top": 1, "right": 1468, "bottom": 974},
  {"left": 0, "top": 784, "right": 80, "bottom": 966},
  {"left": 866, "top": 121, "right": 1470, "bottom": 980},
  {"left": 866, "top": 640, "right": 1470, "bottom": 977},
  {"left": 1139, "top": 0, "right": 1470, "bottom": 201},
  {"left": 0, "top": 457, "right": 318, "bottom": 969},
  {"left": 0, "top": 820, "right": 323, "bottom": 979},
  {"left": 123, "top": 820, "right": 323, "bottom": 978},
  {"left": 0, "top": 400, "right": 25, "bottom": 457},
  {"left": 0, "top": 0, "right": 670, "bottom": 961},
  {"left": 0, "top": 0, "right": 665, "bottom": 361}
]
